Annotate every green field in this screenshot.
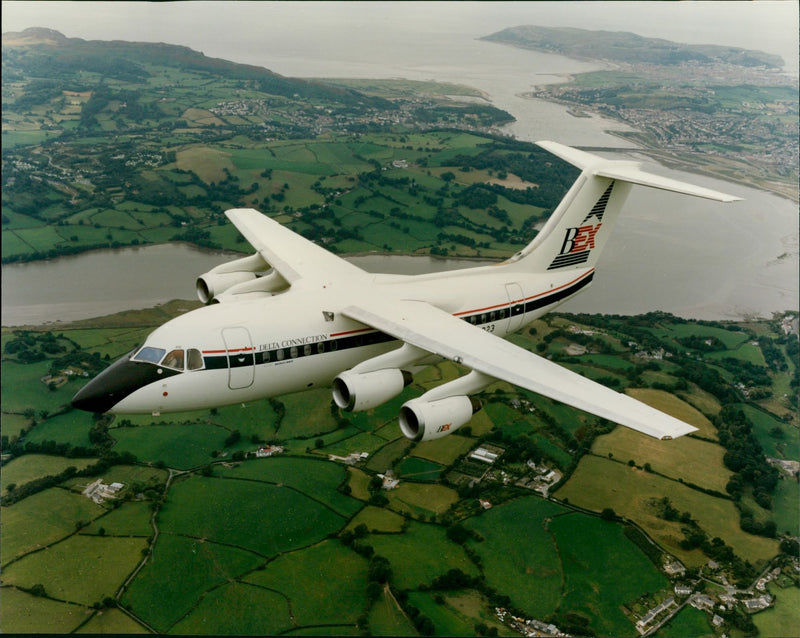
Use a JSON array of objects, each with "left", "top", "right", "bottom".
[
  {"left": 407, "top": 591, "right": 477, "bottom": 635},
  {"left": 1, "top": 454, "right": 95, "bottom": 495},
  {"left": 753, "top": 584, "right": 800, "bottom": 638},
  {"left": 76, "top": 608, "right": 149, "bottom": 634},
  {"left": 654, "top": 605, "right": 713, "bottom": 638},
  {"left": 385, "top": 482, "right": 460, "bottom": 519},
  {"left": 736, "top": 403, "right": 799, "bottom": 460},
  {"left": 346, "top": 505, "right": 406, "bottom": 533},
  {"left": 1, "top": 534, "right": 146, "bottom": 606},
  {"left": 591, "top": 426, "right": 732, "bottom": 493},
  {"left": 82, "top": 500, "right": 154, "bottom": 537},
  {"left": 772, "top": 478, "right": 800, "bottom": 536},
  {"left": 465, "top": 497, "right": 566, "bottom": 618},
  {"left": 159, "top": 475, "right": 345, "bottom": 556},
  {"left": 396, "top": 456, "right": 445, "bottom": 482},
  {"left": 219, "top": 456, "right": 362, "bottom": 517},
  {"left": 550, "top": 513, "right": 669, "bottom": 636},
  {"left": 244, "top": 540, "right": 367, "bottom": 627},
  {"left": 368, "top": 521, "right": 479, "bottom": 591},
  {"left": 369, "top": 589, "right": 417, "bottom": 635},
  {"left": 111, "top": 423, "right": 229, "bottom": 469},
  {"left": 556, "top": 455, "right": 779, "bottom": 566},
  {"left": 121, "top": 533, "right": 263, "bottom": 632},
  {"left": 1, "top": 488, "right": 104, "bottom": 564},
  {"left": 0, "top": 586, "right": 87, "bottom": 634},
  {"left": 170, "top": 581, "right": 293, "bottom": 635}
]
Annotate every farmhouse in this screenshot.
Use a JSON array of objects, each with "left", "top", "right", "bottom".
[
  {"left": 255, "top": 445, "right": 284, "bottom": 458},
  {"left": 744, "top": 595, "right": 772, "bottom": 613},
  {"left": 470, "top": 447, "right": 499, "bottom": 464},
  {"left": 328, "top": 452, "right": 369, "bottom": 465},
  {"left": 664, "top": 559, "right": 686, "bottom": 577},
  {"left": 82, "top": 478, "right": 125, "bottom": 504}
]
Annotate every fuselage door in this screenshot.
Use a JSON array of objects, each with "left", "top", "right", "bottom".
[
  {"left": 222, "top": 327, "right": 255, "bottom": 389},
  {"left": 505, "top": 282, "right": 526, "bottom": 333}
]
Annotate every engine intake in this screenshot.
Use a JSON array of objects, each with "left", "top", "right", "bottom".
[
  {"left": 333, "top": 369, "right": 412, "bottom": 412},
  {"left": 399, "top": 395, "right": 481, "bottom": 442}
]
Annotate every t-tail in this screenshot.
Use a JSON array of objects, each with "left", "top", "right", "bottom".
[{"left": 503, "top": 142, "right": 741, "bottom": 274}]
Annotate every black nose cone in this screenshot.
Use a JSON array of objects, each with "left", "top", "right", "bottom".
[{"left": 71, "top": 351, "right": 169, "bottom": 413}]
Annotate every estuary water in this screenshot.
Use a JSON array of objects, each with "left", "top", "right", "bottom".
[{"left": 2, "top": 29, "right": 797, "bottom": 326}]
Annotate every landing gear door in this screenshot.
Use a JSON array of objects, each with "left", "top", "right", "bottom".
[
  {"left": 222, "top": 327, "right": 255, "bottom": 390},
  {"left": 505, "top": 283, "right": 525, "bottom": 333}
]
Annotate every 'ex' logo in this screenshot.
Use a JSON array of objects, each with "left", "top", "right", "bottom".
[{"left": 559, "top": 224, "right": 601, "bottom": 255}]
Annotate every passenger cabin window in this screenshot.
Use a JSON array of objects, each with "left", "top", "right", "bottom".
[
  {"left": 162, "top": 349, "right": 185, "bottom": 371},
  {"left": 187, "top": 348, "right": 204, "bottom": 370},
  {"left": 133, "top": 346, "right": 166, "bottom": 364}
]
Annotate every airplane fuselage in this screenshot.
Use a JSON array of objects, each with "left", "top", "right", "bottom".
[
  {"left": 104, "top": 265, "right": 594, "bottom": 414},
  {"left": 73, "top": 141, "right": 739, "bottom": 441}
]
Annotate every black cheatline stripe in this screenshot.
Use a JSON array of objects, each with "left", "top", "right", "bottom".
[
  {"left": 548, "top": 250, "right": 590, "bottom": 270},
  {"left": 524, "top": 271, "right": 594, "bottom": 312},
  {"left": 202, "top": 273, "right": 594, "bottom": 370}
]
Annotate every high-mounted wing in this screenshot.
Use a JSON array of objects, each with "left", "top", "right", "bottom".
[
  {"left": 226, "top": 208, "right": 367, "bottom": 284},
  {"left": 343, "top": 298, "right": 697, "bottom": 440}
]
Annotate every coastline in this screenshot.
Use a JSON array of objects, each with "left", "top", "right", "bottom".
[{"left": 518, "top": 92, "right": 798, "bottom": 203}]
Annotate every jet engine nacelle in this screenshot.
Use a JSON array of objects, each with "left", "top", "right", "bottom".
[
  {"left": 212, "top": 271, "right": 289, "bottom": 304},
  {"left": 333, "top": 369, "right": 412, "bottom": 412},
  {"left": 196, "top": 253, "right": 268, "bottom": 303},
  {"left": 399, "top": 395, "right": 481, "bottom": 442}
]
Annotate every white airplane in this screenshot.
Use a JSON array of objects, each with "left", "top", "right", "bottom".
[{"left": 72, "top": 142, "right": 740, "bottom": 442}]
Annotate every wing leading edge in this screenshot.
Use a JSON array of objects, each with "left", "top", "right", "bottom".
[
  {"left": 226, "top": 208, "right": 367, "bottom": 285},
  {"left": 343, "top": 298, "right": 697, "bottom": 440}
]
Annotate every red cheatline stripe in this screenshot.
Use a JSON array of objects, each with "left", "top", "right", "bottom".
[{"left": 330, "top": 327, "right": 374, "bottom": 338}]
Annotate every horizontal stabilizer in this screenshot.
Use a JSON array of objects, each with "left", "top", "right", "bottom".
[{"left": 536, "top": 141, "right": 742, "bottom": 202}]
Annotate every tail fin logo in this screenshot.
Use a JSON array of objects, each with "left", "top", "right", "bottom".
[
  {"left": 548, "top": 224, "right": 601, "bottom": 269},
  {"left": 547, "top": 181, "right": 613, "bottom": 271},
  {"left": 560, "top": 224, "right": 601, "bottom": 255}
]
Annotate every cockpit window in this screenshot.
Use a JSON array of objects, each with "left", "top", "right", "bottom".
[
  {"left": 187, "top": 348, "right": 204, "bottom": 371},
  {"left": 162, "top": 349, "right": 185, "bottom": 371},
  {"left": 132, "top": 346, "right": 166, "bottom": 364}
]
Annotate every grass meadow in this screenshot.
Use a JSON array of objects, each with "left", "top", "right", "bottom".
[
  {"left": 367, "top": 521, "right": 479, "bottom": 591},
  {"left": 170, "top": 581, "right": 292, "bottom": 635},
  {"left": 465, "top": 497, "right": 566, "bottom": 618},
  {"left": 219, "top": 456, "right": 362, "bottom": 517},
  {"left": 1, "top": 488, "right": 104, "bottom": 564},
  {"left": 368, "top": 588, "right": 417, "bottom": 635},
  {"left": 75, "top": 608, "right": 149, "bottom": 634},
  {"left": 0, "top": 587, "right": 86, "bottom": 634},
  {"left": 1, "top": 454, "right": 96, "bottom": 495},
  {"left": 653, "top": 604, "right": 713, "bottom": 638},
  {"left": 122, "top": 532, "right": 263, "bottom": 632},
  {"left": 158, "top": 475, "right": 345, "bottom": 556},
  {"left": 591, "top": 426, "right": 732, "bottom": 493},
  {"left": 556, "top": 455, "right": 779, "bottom": 566},
  {"left": 550, "top": 513, "right": 669, "bottom": 637},
  {"left": 111, "top": 423, "right": 228, "bottom": 469},
  {"left": 753, "top": 584, "right": 800, "bottom": 638},
  {"left": 1, "top": 535, "right": 146, "bottom": 606},
  {"left": 244, "top": 540, "right": 367, "bottom": 627}
]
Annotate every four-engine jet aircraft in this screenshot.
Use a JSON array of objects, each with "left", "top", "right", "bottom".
[{"left": 72, "top": 142, "right": 741, "bottom": 442}]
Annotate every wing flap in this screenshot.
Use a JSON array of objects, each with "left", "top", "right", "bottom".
[
  {"left": 226, "top": 208, "right": 367, "bottom": 284},
  {"left": 343, "top": 298, "right": 697, "bottom": 440}
]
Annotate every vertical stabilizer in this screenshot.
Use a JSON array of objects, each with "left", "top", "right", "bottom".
[{"left": 503, "top": 142, "right": 741, "bottom": 275}]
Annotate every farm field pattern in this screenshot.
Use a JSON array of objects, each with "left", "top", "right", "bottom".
[{"left": 2, "top": 309, "right": 798, "bottom": 636}]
